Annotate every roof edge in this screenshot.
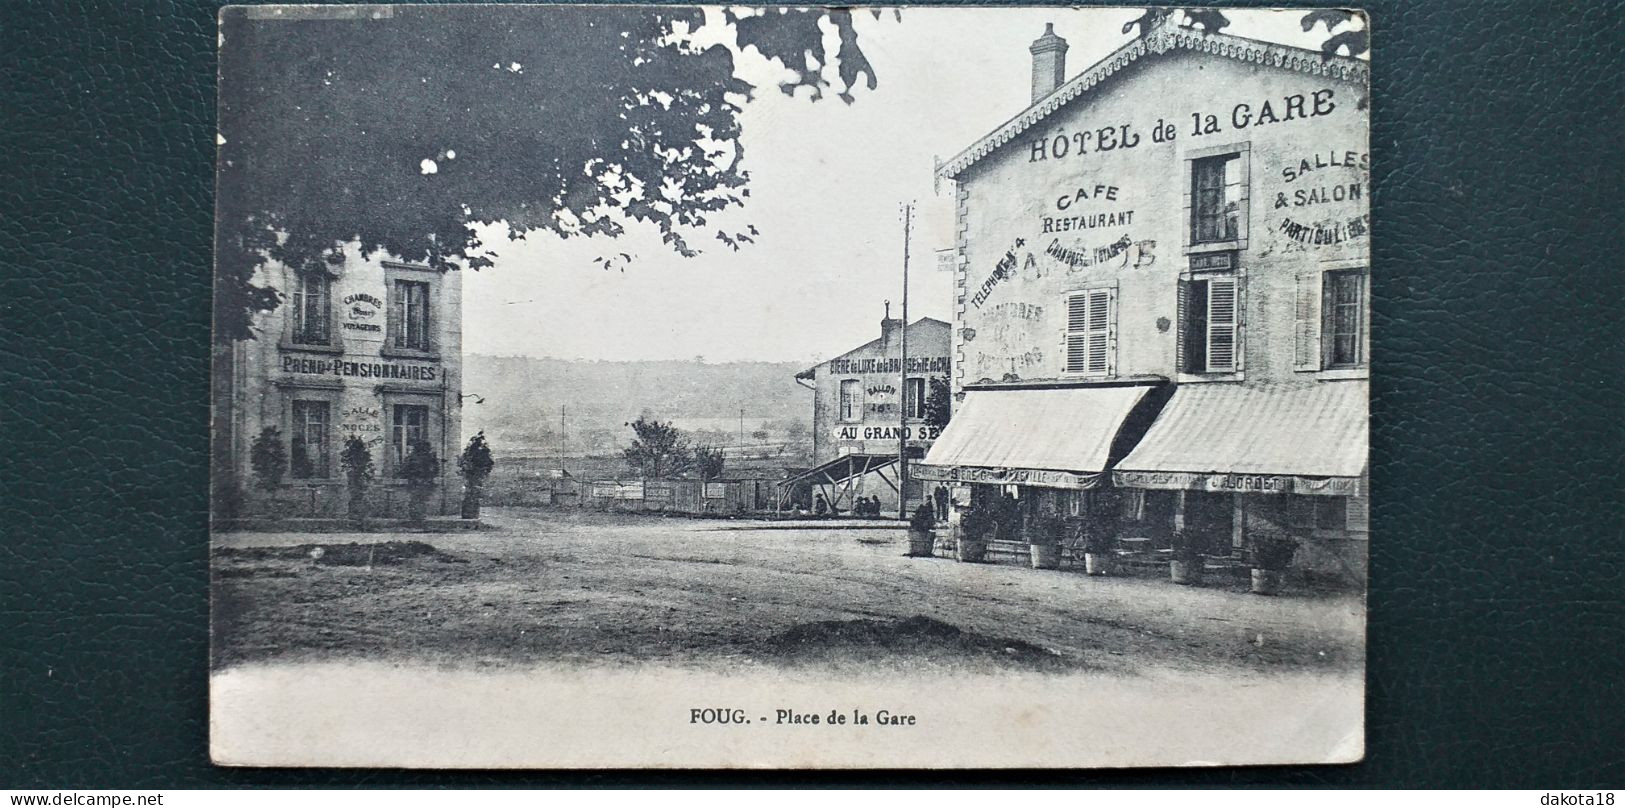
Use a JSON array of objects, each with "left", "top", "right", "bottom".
[{"left": 938, "top": 18, "right": 1371, "bottom": 180}]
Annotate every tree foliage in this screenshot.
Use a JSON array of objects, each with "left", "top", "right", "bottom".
[
  {"left": 340, "top": 436, "right": 375, "bottom": 486},
  {"left": 249, "top": 427, "right": 287, "bottom": 490},
  {"left": 1301, "top": 10, "right": 1369, "bottom": 59},
  {"left": 623, "top": 416, "right": 691, "bottom": 478},
  {"left": 693, "top": 445, "right": 726, "bottom": 481},
  {"left": 1123, "top": 8, "right": 1228, "bottom": 37},
  {"left": 340, "top": 435, "right": 375, "bottom": 517},
  {"left": 216, "top": 6, "right": 885, "bottom": 342},
  {"left": 401, "top": 441, "right": 441, "bottom": 491},
  {"left": 923, "top": 376, "right": 953, "bottom": 431},
  {"left": 457, "top": 431, "right": 496, "bottom": 486}
]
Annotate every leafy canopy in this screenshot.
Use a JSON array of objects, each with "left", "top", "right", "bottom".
[
  {"left": 623, "top": 416, "right": 691, "bottom": 479},
  {"left": 216, "top": 6, "right": 886, "bottom": 342}
]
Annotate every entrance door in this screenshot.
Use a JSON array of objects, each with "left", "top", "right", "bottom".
[{"left": 1182, "top": 491, "right": 1235, "bottom": 556}]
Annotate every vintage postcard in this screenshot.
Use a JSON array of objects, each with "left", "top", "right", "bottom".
[{"left": 210, "top": 5, "right": 1370, "bottom": 768}]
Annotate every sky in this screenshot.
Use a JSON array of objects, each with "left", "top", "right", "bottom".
[{"left": 461, "top": 8, "right": 1352, "bottom": 365}]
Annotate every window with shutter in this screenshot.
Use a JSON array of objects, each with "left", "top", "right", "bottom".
[
  {"left": 1064, "top": 288, "right": 1114, "bottom": 377},
  {"left": 904, "top": 377, "right": 926, "bottom": 420},
  {"left": 1206, "top": 277, "right": 1237, "bottom": 372},
  {"left": 838, "top": 379, "right": 862, "bottom": 423}
]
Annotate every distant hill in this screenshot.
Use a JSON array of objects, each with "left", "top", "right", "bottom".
[{"left": 463, "top": 354, "right": 813, "bottom": 457}]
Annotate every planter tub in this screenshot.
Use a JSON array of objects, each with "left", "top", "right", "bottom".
[
  {"left": 907, "top": 528, "right": 936, "bottom": 558},
  {"left": 1083, "top": 552, "right": 1112, "bottom": 576},
  {"left": 1170, "top": 558, "right": 1205, "bottom": 585},
  {"left": 407, "top": 494, "right": 429, "bottom": 524},
  {"left": 956, "top": 537, "right": 988, "bottom": 563},
  {"left": 1250, "top": 568, "right": 1284, "bottom": 595},
  {"left": 1029, "top": 543, "right": 1062, "bottom": 570}
]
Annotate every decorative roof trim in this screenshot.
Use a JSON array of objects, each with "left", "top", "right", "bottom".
[{"left": 938, "top": 19, "right": 1371, "bottom": 180}]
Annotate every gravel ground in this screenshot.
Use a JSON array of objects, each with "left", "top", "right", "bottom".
[{"left": 212, "top": 506, "right": 1365, "bottom": 676}]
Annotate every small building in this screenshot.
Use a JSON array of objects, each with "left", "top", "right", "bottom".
[
  {"left": 784, "top": 313, "right": 952, "bottom": 515},
  {"left": 214, "top": 250, "right": 464, "bottom": 518},
  {"left": 922, "top": 18, "right": 1369, "bottom": 579}
]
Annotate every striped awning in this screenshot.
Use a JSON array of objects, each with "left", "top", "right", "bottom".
[
  {"left": 1114, "top": 382, "right": 1367, "bottom": 496},
  {"left": 917, "top": 385, "right": 1152, "bottom": 489}
]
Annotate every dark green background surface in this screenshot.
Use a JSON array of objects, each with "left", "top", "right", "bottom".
[{"left": 3, "top": 0, "right": 1621, "bottom": 787}]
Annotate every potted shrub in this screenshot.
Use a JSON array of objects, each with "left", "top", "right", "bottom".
[
  {"left": 400, "top": 440, "right": 441, "bottom": 524},
  {"left": 339, "top": 436, "right": 374, "bottom": 526},
  {"left": 1080, "top": 520, "right": 1115, "bottom": 576},
  {"left": 248, "top": 426, "right": 287, "bottom": 517},
  {"left": 1025, "top": 513, "right": 1064, "bottom": 570},
  {"left": 955, "top": 503, "right": 990, "bottom": 563},
  {"left": 457, "top": 431, "right": 496, "bottom": 519},
  {"left": 1169, "top": 529, "right": 1205, "bottom": 585},
  {"left": 906, "top": 504, "right": 937, "bottom": 557},
  {"left": 1247, "top": 531, "right": 1298, "bottom": 595}
]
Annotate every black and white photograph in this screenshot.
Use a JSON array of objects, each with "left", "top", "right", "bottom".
[{"left": 208, "top": 4, "right": 1371, "bottom": 769}]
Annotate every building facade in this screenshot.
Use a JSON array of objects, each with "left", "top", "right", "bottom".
[
  {"left": 789, "top": 315, "right": 952, "bottom": 514},
  {"left": 922, "top": 18, "right": 1369, "bottom": 577},
  {"left": 217, "top": 249, "right": 464, "bottom": 518}
]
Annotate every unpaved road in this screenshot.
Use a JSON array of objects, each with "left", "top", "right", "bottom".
[{"left": 212, "top": 507, "right": 1365, "bottom": 676}]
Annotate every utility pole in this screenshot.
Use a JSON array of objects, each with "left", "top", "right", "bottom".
[
  {"left": 559, "top": 404, "right": 566, "bottom": 475},
  {"left": 898, "top": 201, "right": 913, "bottom": 521}
]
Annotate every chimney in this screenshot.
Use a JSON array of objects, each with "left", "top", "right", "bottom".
[
  {"left": 1029, "top": 23, "right": 1069, "bottom": 103},
  {"left": 881, "top": 302, "right": 903, "bottom": 343}
]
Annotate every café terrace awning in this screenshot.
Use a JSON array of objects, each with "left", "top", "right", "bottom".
[
  {"left": 1114, "top": 382, "right": 1368, "bottom": 497},
  {"left": 916, "top": 385, "right": 1153, "bottom": 490}
]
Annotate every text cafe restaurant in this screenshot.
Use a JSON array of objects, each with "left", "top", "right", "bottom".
[
  {"left": 216, "top": 248, "right": 464, "bottom": 517},
  {"left": 917, "top": 17, "right": 1370, "bottom": 579}
]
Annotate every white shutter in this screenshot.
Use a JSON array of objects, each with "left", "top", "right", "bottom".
[
  {"left": 1086, "top": 289, "right": 1111, "bottom": 375},
  {"left": 390, "top": 280, "right": 406, "bottom": 348},
  {"left": 1065, "top": 289, "right": 1115, "bottom": 376},
  {"left": 1206, "top": 277, "right": 1237, "bottom": 372},
  {"left": 1064, "top": 292, "right": 1089, "bottom": 373},
  {"left": 1294, "top": 272, "right": 1322, "bottom": 371},
  {"left": 1346, "top": 495, "right": 1369, "bottom": 533}
]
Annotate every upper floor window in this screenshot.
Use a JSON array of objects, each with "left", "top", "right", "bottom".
[
  {"left": 1181, "top": 273, "right": 1241, "bottom": 374},
  {"left": 391, "top": 280, "right": 432, "bottom": 351},
  {"left": 291, "top": 272, "right": 331, "bottom": 345},
  {"left": 838, "top": 379, "right": 862, "bottom": 423},
  {"left": 1294, "top": 266, "right": 1370, "bottom": 373},
  {"left": 903, "top": 377, "right": 926, "bottom": 420},
  {"left": 1323, "top": 269, "right": 1367, "bottom": 369},
  {"left": 289, "top": 400, "right": 331, "bottom": 479},
  {"left": 1063, "top": 287, "right": 1115, "bottom": 376},
  {"left": 1191, "top": 153, "right": 1242, "bottom": 245}
]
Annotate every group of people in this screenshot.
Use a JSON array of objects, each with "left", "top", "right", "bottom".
[
  {"left": 851, "top": 496, "right": 886, "bottom": 517},
  {"left": 807, "top": 485, "right": 956, "bottom": 521}
]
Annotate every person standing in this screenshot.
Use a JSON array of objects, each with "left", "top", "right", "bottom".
[{"left": 933, "top": 484, "right": 950, "bottom": 522}]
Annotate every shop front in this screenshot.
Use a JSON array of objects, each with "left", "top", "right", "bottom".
[
  {"left": 916, "top": 382, "right": 1167, "bottom": 560},
  {"left": 1113, "top": 381, "right": 1369, "bottom": 581}
]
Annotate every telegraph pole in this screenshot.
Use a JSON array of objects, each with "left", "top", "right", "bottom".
[
  {"left": 559, "top": 404, "right": 566, "bottom": 475},
  {"left": 898, "top": 201, "right": 913, "bottom": 520}
]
